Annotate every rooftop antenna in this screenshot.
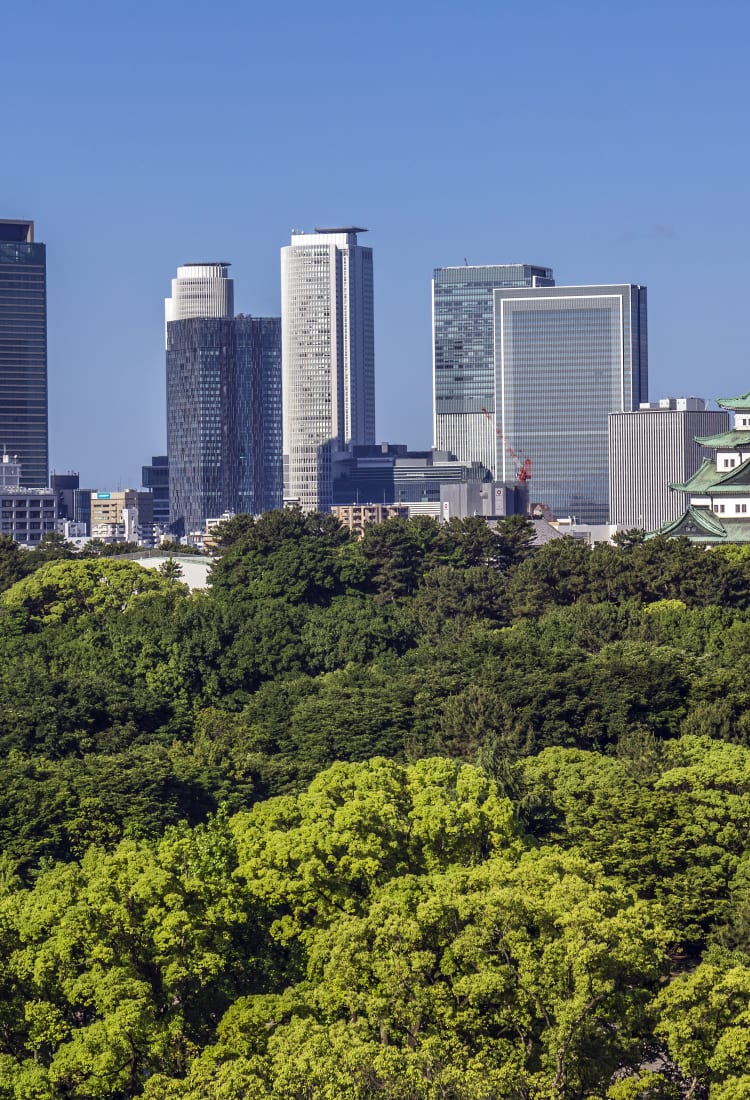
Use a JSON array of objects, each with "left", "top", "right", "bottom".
[{"left": 464, "top": 257, "right": 469, "bottom": 265}]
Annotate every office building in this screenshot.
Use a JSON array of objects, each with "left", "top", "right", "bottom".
[
  {"left": 433, "top": 264, "right": 555, "bottom": 475},
  {"left": 609, "top": 399, "right": 728, "bottom": 530},
  {"left": 493, "top": 283, "right": 648, "bottom": 524},
  {"left": 166, "top": 264, "right": 282, "bottom": 536},
  {"left": 50, "top": 471, "right": 80, "bottom": 520},
  {"left": 0, "top": 220, "right": 48, "bottom": 487},
  {"left": 332, "top": 444, "right": 492, "bottom": 507},
  {"left": 0, "top": 488, "right": 55, "bottom": 545},
  {"left": 90, "top": 489, "right": 154, "bottom": 544},
  {"left": 141, "top": 456, "right": 169, "bottom": 529},
  {"left": 281, "top": 228, "right": 375, "bottom": 511}
]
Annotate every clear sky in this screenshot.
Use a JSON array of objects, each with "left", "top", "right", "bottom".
[{"left": 3, "top": 0, "right": 749, "bottom": 489}]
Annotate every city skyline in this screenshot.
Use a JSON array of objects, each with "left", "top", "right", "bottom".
[{"left": 3, "top": 2, "right": 749, "bottom": 489}]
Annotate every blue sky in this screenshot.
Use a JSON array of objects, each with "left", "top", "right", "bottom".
[{"left": 3, "top": 0, "right": 749, "bottom": 488}]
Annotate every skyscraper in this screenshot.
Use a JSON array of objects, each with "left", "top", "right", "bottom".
[
  {"left": 433, "top": 264, "right": 554, "bottom": 475},
  {"left": 493, "top": 283, "right": 648, "bottom": 523},
  {"left": 281, "top": 228, "right": 375, "bottom": 511},
  {"left": 165, "top": 265, "right": 282, "bottom": 537},
  {"left": 0, "top": 220, "right": 48, "bottom": 487}
]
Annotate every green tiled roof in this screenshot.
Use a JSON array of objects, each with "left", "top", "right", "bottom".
[
  {"left": 653, "top": 505, "right": 750, "bottom": 544},
  {"left": 671, "top": 456, "right": 750, "bottom": 494},
  {"left": 694, "top": 430, "right": 750, "bottom": 448},
  {"left": 718, "top": 389, "right": 750, "bottom": 410}
]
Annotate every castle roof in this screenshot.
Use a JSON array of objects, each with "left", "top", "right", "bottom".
[
  {"left": 717, "top": 389, "right": 750, "bottom": 410},
  {"left": 694, "top": 429, "right": 750, "bottom": 448},
  {"left": 671, "top": 455, "right": 750, "bottom": 494},
  {"left": 655, "top": 505, "right": 750, "bottom": 543}
]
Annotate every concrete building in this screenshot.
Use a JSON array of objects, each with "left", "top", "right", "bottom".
[
  {"left": 165, "top": 263, "right": 282, "bottom": 536},
  {"left": 331, "top": 503, "right": 409, "bottom": 536},
  {"left": 493, "top": 283, "right": 648, "bottom": 524},
  {"left": 0, "top": 487, "right": 55, "bottom": 544},
  {"left": 90, "top": 490, "right": 154, "bottom": 544},
  {"left": 281, "top": 228, "right": 375, "bottom": 511},
  {"left": 609, "top": 398, "right": 728, "bottom": 530},
  {"left": 0, "top": 220, "right": 48, "bottom": 487},
  {"left": 439, "top": 480, "right": 526, "bottom": 521},
  {"left": 432, "top": 264, "right": 554, "bottom": 475}
]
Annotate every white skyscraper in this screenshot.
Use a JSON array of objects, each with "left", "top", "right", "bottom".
[
  {"left": 164, "top": 263, "right": 233, "bottom": 345},
  {"left": 281, "top": 228, "right": 375, "bottom": 511}
]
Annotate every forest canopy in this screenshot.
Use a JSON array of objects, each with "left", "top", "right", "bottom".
[{"left": 1, "top": 512, "right": 750, "bottom": 1096}]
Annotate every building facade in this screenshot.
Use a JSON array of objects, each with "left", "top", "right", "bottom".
[
  {"left": 165, "top": 265, "right": 282, "bottom": 536},
  {"left": 141, "top": 456, "right": 169, "bottom": 529},
  {"left": 332, "top": 444, "right": 495, "bottom": 507},
  {"left": 493, "top": 283, "right": 648, "bottom": 524},
  {"left": 433, "top": 264, "right": 554, "bottom": 475},
  {"left": 281, "top": 228, "right": 376, "bottom": 511},
  {"left": 164, "top": 263, "right": 234, "bottom": 336},
  {"left": 0, "top": 488, "right": 55, "bottom": 544},
  {"left": 90, "top": 489, "right": 155, "bottom": 543},
  {"left": 609, "top": 399, "right": 729, "bottom": 530},
  {"left": 0, "top": 220, "right": 48, "bottom": 487}
]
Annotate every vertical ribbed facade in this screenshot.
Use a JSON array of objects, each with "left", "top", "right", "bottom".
[
  {"left": 609, "top": 404, "right": 729, "bottom": 529},
  {"left": 164, "top": 263, "right": 233, "bottom": 345},
  {"left": 432, "top": 264, "right": 554, "bottom": 475},
  {"left": 281, "top": 229, "right": 375, "bottom": 511},
  {"left": 0, "top": 221, "right": 48, "bottom": 487},
  {"left": 494, "top": 284, "right": 648, "bottom": 524}
]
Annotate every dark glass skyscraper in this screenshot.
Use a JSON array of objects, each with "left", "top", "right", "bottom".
[
  {"left": 493, "top": 283, "right": 648, "bottom": 523},
  {"left": 0, "top": 220, "right": 48, "bottom": 487},
  {"left": 433, "top": 264, "right": 554, "bottom": 476},
  {"left": 166, "top": 266, "right": 282, "bottom": 536}
]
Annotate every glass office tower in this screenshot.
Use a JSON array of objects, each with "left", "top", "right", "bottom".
[
  {"left": 165, "top": 261, "right": 283, "bottom": 536},
  {"left": 281, "top": 228, "right": 375, "bottom": 511},
  {"left": 0, "top": 220, "right": 48, "bottom": 487},
  {"left": 494, "top": 284, "right": 648, "bottom": 523},
  {"left": 167, "top": 317, "right": 237, "bottom": 537},
  {"left": 433, "top": 264, "right": 554, "bottom": 476}
]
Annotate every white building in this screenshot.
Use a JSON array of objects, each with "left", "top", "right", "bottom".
[
  {"left": 281, "top": 228, "right": 375, "bottom": 511},
  {"left": 609, "top": 398, "right": 729, "bottom": 530},
  {"left": 0, "top": 487, "right": 56, "bottom": 545},
  {"left": 164, "top": 263, "right": 233, "bottom": 345}
]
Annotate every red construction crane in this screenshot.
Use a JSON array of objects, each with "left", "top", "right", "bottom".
[{"left": 480, "top": 407, "right": 531, "bottom": 483}]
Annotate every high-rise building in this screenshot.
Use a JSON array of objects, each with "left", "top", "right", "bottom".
[
  {"left": 164, "top": 263, "right": 234, "bottom": 335},
  {"left": 493, "top": 283, "right": 648, "bottom": 524},
  {"left": 433, "top": 264, "right": 554, "bottom": 475},
  {"left": 165, "top": 264, "right": 282, "bottom": 537},
  {"left": 609, "top": 399, "right": 729, "bottom": 530},
  {"left": 281, "top": 228, "right": 375, "bottom": 511},
  {"left": 0, "top": 220, "right": 48, "bottom": 487}
]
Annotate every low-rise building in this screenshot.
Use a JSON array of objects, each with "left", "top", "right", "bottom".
[
  {"left": 0, "top": 487, "right": 56, "bottom": 544},
  {"left": 331, "top": 504, "right": 409, "bottom": 536},
  {"left": 90, "top": 490, "right": 155, "bottom": 545}
]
